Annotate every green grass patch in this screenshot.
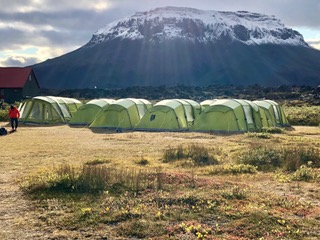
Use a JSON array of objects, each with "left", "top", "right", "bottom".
[
  {"left": 262, "top": 127, "right": 284, "bottom": 134},
  {"left": 237, "top": 146, "right": 320, "bottom": 172},
  {"left": 20, "top": 164, "right": 163, "bottom": 194},
  {"left": 275, "top": 167, "right": 320, "bottom": 183},
  {"left": 208, "top": 164, "right": 258, "bottom": 175},
  {"left": 135, "top": 157, "right": 149, "bottom": 166},
  {"left": 220, "top": 186, "right": 248, "bottom": 200},
  {"left": 163, "top": 144, "right": 219, "bottom": 166},
  {"left": 245, "top": 132, "right": 271, "bottom": 139},
  {"left": 0, "top": 109, "right": 9, "bottom": 121},
  {"left": 85, "top": 159, "right": 111, "bottom": 165},
  {"left": 284, "top": 105, "right": 320, "bottom": 126}
]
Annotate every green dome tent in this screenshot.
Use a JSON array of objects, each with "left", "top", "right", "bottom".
[
  {"left": 135, "top": 99, "right": 194, "bottom": 131},
  {"left": 263, "top": 100, "right": 289, "bottom": 126},
  {"left": 175, "top": 99, "right": 201, "bottom": 127},
  {"left": 234, "top": 99, "right": 264, "bottom": 131},
  {"left": 253, "top": 100, "right": 290, "bottom": 127},
  {"left": 89, "top": 98, "right": 151, "bottom": 129},
  {"left": 19, "top": 96, "right": 82, "bottom": 124},
  {"left": 192, "top": 99, "right": 258, "bottom": 132},
  {"left": 69, "top": 99, "right": 115, "bottom": 126}
]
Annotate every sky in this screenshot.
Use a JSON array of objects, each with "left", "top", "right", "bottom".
[{"left": 0, "top": 0, "right": 319, "bottom": 67}]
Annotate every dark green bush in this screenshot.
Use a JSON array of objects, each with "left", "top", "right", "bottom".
[
  {"left": 237, "top": 148, "right": 282, "bottom": 171},
  {"left": 281, "top": 147, "right": 320, "bottom": 171},
  {"left": 291, "top": 166, "right": 319, "bottom": 181},
  {"left": 85, "top": 159, "right": 111, "bottom": 165},
  {"left": 163, "top": 144, "right": 218, "bottom": 166},
  {"left": 135, "top": 158, "right": 149, "bottom": 166},
  {"left": 261, "top": 127, "right": 284, "bottom": 134},
  {"left": 208, "top": 164, "right": 258, "bottom": 175},
  {"left": 21, "top": 164, "right": 162, "bottom": 194},
  {"left": 0, "top": 109, "right": 9, "bottom": 122},
  {"left": 238, "top": 146, "right": 320, "bottom": 172},
  {"left": 284, "top": 106, "right": 320, "bottom": 126}
]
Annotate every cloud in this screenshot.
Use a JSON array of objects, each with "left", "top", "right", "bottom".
[
  {"left": 0, "top": 0, "right": 320, "bottom": 67},
  {"left": 307, "top": 40, "right": 320, "bottom": 50},
  {"left": 0, "top": 0, "right": 114, "bottom": 13},
  {"left": 0, "top": 56, "right": 39, "bottom": 67}
]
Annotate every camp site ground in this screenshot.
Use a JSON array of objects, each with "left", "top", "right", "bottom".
[{"left": 0, "top": 121, "right": 319, "bottom": 239}]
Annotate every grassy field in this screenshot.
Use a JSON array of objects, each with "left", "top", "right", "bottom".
[{"left": 0, "top": 123, "right": 319, "bottom": 239}]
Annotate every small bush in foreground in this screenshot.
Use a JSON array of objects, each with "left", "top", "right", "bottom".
[
  {"left": 85, "top": 159, "right": 111, "bottom": 165},
  {"left": 275, "top": 167, "right": 320, "bottom": 182},
  {"left": 208, "top": 164, "right": 258, "bottom": 175},
  {"left": 245, "top": 132, "right": 271, "bottom": 139},
  {"left": 135, "top": 157, "right": 149, "bottom": 166},
  {"left": 261, "top": 127, "right": 284, "bottom": 134},
  {"left": 281, "top": 147, "right": 320, "bottom": 171},
  {"left": 0, "top": 109, "right": 9, "bottom": 121},
  {"left": 237, "top": 148, "right": 281, "bottom": 171},
  {"left": 220, "top": 186, "right": 248, "bottom": 200},
  {"left": 20, "top": 164, "right": 162, "bottom": 194},
  {"left": 168, "top": 221, "right": 213, "bottom": 239},
  {"left": 117, "top": 220, "right": 166, "bottom": 239},
  {"left": 284, "top": 105, "right": 320, "bottom": 126},
  {"left": 291, "top": 166, "right": 320, "bottom": 181},
  {"left": 163, "top": 144, "right": 218, "bottom": 166},
  {"left": 238, "top": 146, "right": 320, "bottom": 172}
]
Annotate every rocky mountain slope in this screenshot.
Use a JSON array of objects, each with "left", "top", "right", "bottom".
[{"left": 33, "top": 7, "right": 320, "bottom": 89}]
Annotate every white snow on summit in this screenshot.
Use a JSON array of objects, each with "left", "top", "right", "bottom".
[{"left": 89, "top": 6, "right": 308, "bottom": 47}]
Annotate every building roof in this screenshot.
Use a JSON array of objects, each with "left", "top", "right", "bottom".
[{"left": 0, "top": 67, "right": 36, "bottom": 88}]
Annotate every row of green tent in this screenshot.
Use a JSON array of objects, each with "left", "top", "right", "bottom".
[
  {"left": 18, "top": 96, "right": 289, "bottom": 132},
  {"left": 19, "top": 96, "right": 82, "bottom": 124}
]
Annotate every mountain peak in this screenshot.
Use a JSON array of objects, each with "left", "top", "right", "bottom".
[{"left": 87, "top": 6, "right": 308, "bottom": 47}]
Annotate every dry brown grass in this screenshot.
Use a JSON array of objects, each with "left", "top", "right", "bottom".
[{"left": 0, "top": 122, "right": 320, "bottom": 239}]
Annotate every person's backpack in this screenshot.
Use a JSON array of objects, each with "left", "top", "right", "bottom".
[{"left": 0, "top": 127, "right": 7, "bottom": 136}]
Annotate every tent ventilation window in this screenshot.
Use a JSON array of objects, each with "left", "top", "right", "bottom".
[{"left": 150, "top": 115, "right": 156, "bottom": 121}]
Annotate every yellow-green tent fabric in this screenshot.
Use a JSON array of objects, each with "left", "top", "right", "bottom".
[
  {"left": 89, "top": 98, "right": 151, "bottom": 129},
  {"left": 69, "top": 99, "right": 115, "bottom": 125},
  {"left": 175, "top": 99, "right": 201, "bottom": 127},
  {"left": 134, "top": 99, "right": 190, "bottom": 131},
  {"left": 19, "top": 96, "right": 82, "bottom": 124},
  {"left": 192, "top": 99, "right": 249, "bottom": 132},
  {"left": 233, "top": 99, "right": 264, "bottom": 131},
  {"left": 253, "top": 100, "right": 290, "bottom": 127},
  {"left": 263, "top": 100, "right": 289, "bottom": 126}
]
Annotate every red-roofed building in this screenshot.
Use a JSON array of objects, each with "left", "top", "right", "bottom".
[{"left": 0, "top": 67, "right": 40, "bottom": 103}]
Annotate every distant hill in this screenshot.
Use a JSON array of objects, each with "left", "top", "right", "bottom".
[{"left": 33, "top": 6, "right": 320, "bottom": 89}]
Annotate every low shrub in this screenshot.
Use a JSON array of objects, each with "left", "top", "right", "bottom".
[
  {"left": 85, "top": 159, "right": 111, "bottom": 165},
  {"left": 20, "top": 164, "right": 163, "bottom": 194},
  {"left": 237, "top": 147, "right": 282, "bottom": 171},
  {"left": 281, "top": 147, "right": 320, "bottom": 171},
  {"left": 245, "top": 132, "right": 271, "bottom": 139},
  {"left": 238, "top": 146, "right": 320, "bottom": 172},
  {"left": 291, "top": 166, "right": 320, "bottom": 182},
  {"left": 208, "top": 164, "right": 258, "bottom": 175},
  {"left": 220, "top": 186, "right": 248, "bottom": 200},
  {"left": 117, "top": 220, "right": 166, "bottom": 239},
  {"left": 135, "top": 157, "right": 149, "bottom": 166},
  {"left": 284, "top": 105, "right": 320, "bottom": 126},
  {"left": 163, "top": 144, "right": 218, "bottom": 166},
  {"left": 0, "top": 109, "right": 9, "bottom": 122},
  {"left": 274, "top": 167, "right": 320, "bottom": 182},
  {"left": 168, "top": 221, "right": 213, "bottom": 240},
  {"left": 261, "top": 127, "right": 284, "bottom": 134}
]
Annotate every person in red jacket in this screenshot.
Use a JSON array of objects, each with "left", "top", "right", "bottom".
[{"left": 8, "top": 105, "right": 20, "bottom": 131}]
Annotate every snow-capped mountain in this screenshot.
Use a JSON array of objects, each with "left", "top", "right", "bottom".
[
  {"left": 33, "top": 7, "right": 320, "bottom": 89},
  {"left": 89, "top": 6, "right": 307, "bottom": 47}
]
